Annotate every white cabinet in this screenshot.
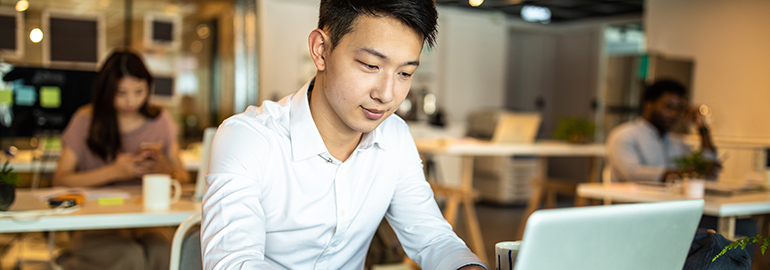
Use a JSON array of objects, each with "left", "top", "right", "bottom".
[{"left": 473, "top": 156, "right": 539, "bottom": 204}]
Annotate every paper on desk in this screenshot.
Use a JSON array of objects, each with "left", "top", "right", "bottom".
[
  {"left": 704, "top": 181, "right": 765, "bottom": 195},
  {"left": 0, "top": 206, "right": 80, "bottom": 220},
  {"left": 33, "top": 187, "right": 131, "bottom": 200}
]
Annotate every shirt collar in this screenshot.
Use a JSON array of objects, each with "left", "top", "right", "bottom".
[
  {"left": 289, "top": 78, "right": 389, "bottom": 161},
  {"left": 290, "top": 79, "right": 329, "bottom": 161},
  {"left": 358, "top": 125, "right": 386, "bottom": 151}
]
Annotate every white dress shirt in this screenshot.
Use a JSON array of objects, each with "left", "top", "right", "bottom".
[
  {"left": 606, "top": 118, "right": 693, "bottom": 182},
  {"left": 201, "top": 79, "right": 485, "bottom": 270}
]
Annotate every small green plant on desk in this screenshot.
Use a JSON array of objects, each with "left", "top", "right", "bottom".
[
  {"left": 0, "top": 160, "right": 19, "bottom": 211},
  {"left": 713, "top": 235, "right": 770, "bottom": 262},
  {"left": 673, "top": 150, "right": 718, "bottom": 179},
  {"left": 553, "top": 117, "right": 595, "bottom": 144}
]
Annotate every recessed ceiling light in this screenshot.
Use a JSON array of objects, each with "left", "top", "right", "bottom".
[
  {"left": 15, "top": 0, "right": 29, "bottom": 12},
  {"left": 469, "top": 0, "right": 484, "bottom": 7},
  {"left": 521, "top": 5, "right": 551, "bottom": 24},
  {"left": 30, "top": 28, "right": 43, "bottom": 43}
]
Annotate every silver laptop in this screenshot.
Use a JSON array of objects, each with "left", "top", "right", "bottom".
[
  {"left": 515, "top": 200, "right": 704, "bottom": 270},
  {"left": 491, "top": 112, "right": 541, "bottom": 144}
]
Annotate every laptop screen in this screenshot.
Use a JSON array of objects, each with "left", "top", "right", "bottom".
[
  {"left": 491, "top": 113, "right": 541, "bottom": 144},
  {"left": 515, "top": 200, "right": 703, "bottom": 270}
]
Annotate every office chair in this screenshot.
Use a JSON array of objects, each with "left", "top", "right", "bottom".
[
  {"left": 169, "top": 212, "right": 202, "bottom": 270},
  {"left": 168, "top": 126, "right": 215, "bottom": 270},
  {"left": 194, "top": 127, "right": 217, "bottom": 202}
]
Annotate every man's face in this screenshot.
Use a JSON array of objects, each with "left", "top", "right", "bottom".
[
  {"left": 646, "top": 93, "right": 684, "bottom": 132},
  {"left": 319, "top": 15, "right": 423, "bottom": 133}
]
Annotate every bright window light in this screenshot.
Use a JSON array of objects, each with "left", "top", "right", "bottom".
[{"left": 521, "top": 5, "right": 551, "bottom": 24}]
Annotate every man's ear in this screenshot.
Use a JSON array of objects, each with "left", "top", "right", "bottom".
[
  {"left": 308, "top": 29, "right": 328, "bottom": 71},
  {"left": 643, "top": 102, "right": 653, "bottom": 115}
]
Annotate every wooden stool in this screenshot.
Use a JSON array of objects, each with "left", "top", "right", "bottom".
[{"left": 516, "top": 157, "right": 600, "bottom": 239}]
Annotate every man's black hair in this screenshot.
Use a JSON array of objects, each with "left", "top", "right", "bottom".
[
  {"left": 642, "top": 79, "right": 687, "bottom": 104},
  {"left": 318, "top": 0, "right": 438, "bottom": 49}
]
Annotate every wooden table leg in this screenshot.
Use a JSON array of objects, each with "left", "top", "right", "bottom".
[
  {"left": 443, "top": 195, "right": 460, "bottom": 226},
  {"left": 458, "top": 156, "right": 487, "bottom": 264},
  {"left": 575, "top": 157, "right": 600, "bottom": 207},
  {"left": 516, "top": 157, "right": 548, "bottom": 240},
  {"left": 718, "top": 216, "right": 736, "bottom": 240},
  {"left": 517, "top": 178, "right": 543, "bottom": 240},
  {"left": 428, "top": 155, "right": 485, "bottom": 262},
  {"left": 463, "top": 195, "right": 486, "bottom": 263}
]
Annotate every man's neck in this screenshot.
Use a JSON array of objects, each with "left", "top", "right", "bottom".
[
  {"left": 641, "top": 116, "right": 667, "bottom": 138},
  {"left": 308, "top": 77, "right": 363, "bottom": 162}
]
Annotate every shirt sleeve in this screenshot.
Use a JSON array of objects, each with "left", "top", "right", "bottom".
[
  {"left": 607, "top": 129, "right": 665, "bottom": 182},
  {"left": 385, "top": 130, "right": 489, "bottom": 270},
  {"left": 200, "top": 117, "right": 279, "bottom": 270},
  {"left": 60, "top": 109, "right": 90, "bottom": 161},
  {"left": 157, "top": 110, "right": 178, "bottom": 155}
]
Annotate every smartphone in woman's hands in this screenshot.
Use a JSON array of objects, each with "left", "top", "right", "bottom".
[{"left": 139, "top": 142, "right": 162, "bottom": 160}]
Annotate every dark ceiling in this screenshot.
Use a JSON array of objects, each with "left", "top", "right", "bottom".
[{"left": 435, "top": 0, "right": 644, "bottom": 23}]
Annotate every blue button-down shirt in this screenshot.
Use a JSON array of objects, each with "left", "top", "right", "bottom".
[{"left": 607, "top": 118, "right": 695, "bottom": 182}]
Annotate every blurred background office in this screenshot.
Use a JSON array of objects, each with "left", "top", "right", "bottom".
[
  {"left": 2, "top": 0, "right": 770, "bottom": 186},
  {"left": 2, "top": 0, "right": 770, "bottom": 267}
]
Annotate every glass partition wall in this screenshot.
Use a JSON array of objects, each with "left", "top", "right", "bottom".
[{"left": 0, "top": 0, "right": 248, "bottom": 150}]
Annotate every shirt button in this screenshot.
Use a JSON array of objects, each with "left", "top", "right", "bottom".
[{"left": 339, "top": 211, "right": 346, "bottom": 216}]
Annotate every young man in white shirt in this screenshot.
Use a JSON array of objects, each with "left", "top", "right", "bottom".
[{"left": 201, "top": 1, "right": 487, "bottom": 269}]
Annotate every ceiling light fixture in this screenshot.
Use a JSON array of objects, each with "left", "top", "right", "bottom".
[
  {"left": 30, "top": 28, "right": 43, "bottom": 43},
  {"left": 191, "top": 41, "right": 203, "bottom": 53},
  {"left": 521, "top": 5, "right": 551, "bottom": 24},
  {"left": 15, "top": 0, "right": 29, "bottom": 12},
  {"left": 197, "top": 24, "right": 210, "bottom": 39},
  {"left": 469, "top": 0, "right": 483, "bottom": 7}
]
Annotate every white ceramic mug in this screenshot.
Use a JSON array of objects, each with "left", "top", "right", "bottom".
[
  {"left": 143, "top": 174, "right": 181, "bottom": 210},
  {"left": 685, "top": 179, "right": 705, "bottom": 198},
  {"left": 495, "top": 241, "right": 521, "bottom": 270}
]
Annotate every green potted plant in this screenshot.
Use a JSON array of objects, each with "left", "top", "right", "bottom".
[
  {"left": 672, "top": 150, "right": 724, "bottom": 181},
  {"left": 714, "top": 236, "right": 770, "bottom": 261},
  {"left": 553, "top": 117, "right": 595, "bottom": 144},
  {"left": 0, "top": 160, "right": 19, "bottom": 211}
]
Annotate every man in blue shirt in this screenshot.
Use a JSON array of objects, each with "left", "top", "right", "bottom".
[{"left": 607, "top": 79, "right": 717, "bottom": 182}]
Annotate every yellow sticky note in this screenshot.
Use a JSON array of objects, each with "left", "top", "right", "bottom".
[
  {"left": 97, "top": 197, "right": 125, "bottom": 205},
  {"left": 45, "top": 137, "right": 62, "bottom": 149},
  {"left": 40, "top": 86, "right": 61, "bottom": 108},
  {"left": 0, "top": 88, "right": 11, "bottom": 106}
]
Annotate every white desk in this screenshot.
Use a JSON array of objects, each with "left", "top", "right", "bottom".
[
  {"left": 577, "top": 183, "right": 770, "bottom": 239},
  {"left": 415, "top": 138, "right": 605, "bottom": 262},
  {"left": 4, "top": 149, "right": 201, "bottom": 173},
  {"left": 0, "top": 188, "right": 200, "bottom": 233}
]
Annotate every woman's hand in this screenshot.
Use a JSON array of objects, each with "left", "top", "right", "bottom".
[
  {"left": 139, "top": 149, "right": 175, "bottom": 175},
  {"left": 113, "top": 153, "right": 155, "bottom": 179}
]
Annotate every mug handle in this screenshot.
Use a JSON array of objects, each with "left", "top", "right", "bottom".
[{"left": 170, "top": 179, "right": 182, "bottom": 204}]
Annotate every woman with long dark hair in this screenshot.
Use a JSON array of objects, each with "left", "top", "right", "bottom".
[{"left": 52, "top": 49, "right": 188, "bottom": 270}]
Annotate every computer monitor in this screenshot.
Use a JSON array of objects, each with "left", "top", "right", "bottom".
[
  {"left": 150, "top": 74, "right": 178, "bottom": 106},
  {"left": 0, "top": 7, "right": 23, "bottom": 60},
  {"left": 154, "top": 76, "right": 174, "bottom": 97},
  {"left": 42, "top": 11, "right": 105, "bottom": 69},
  {"left": 144, "top": 13, "right": 181, "bottom": 50},
  {"left": 1, "top": 67, "right": 96, "bottom": 137}
]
